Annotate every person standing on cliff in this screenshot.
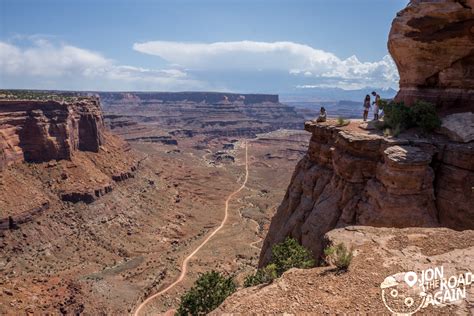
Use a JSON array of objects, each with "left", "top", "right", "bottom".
[
  {"left": 363, "top": 95, "right": 371, "bottom": 121},
  {"left": 372, "top": 91, "right": 381, "bottom": 120}
]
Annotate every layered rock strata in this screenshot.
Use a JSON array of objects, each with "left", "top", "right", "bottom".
[
  {"left": 259, "top": 121, "right": 474, "bottom": 266},
  {"left": 101, "top": 92, "right": 304, "bottom": 138},
  {"left": 0, "top": 98, "right": 104, "bottom": 168},
  {"left": 0, "top": 97, "right": 138, "bottom": 231},
  {"left": 389, "top": 0, "right": 474, "bottom": 114}
]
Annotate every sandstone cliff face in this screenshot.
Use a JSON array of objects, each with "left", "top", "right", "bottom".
[
  {"left": 259, "top": 121, "right": 474, "bottom": 266},
  {"left": 0, "top": 98, "right": 104, "bottom": 167},
  {"left": 389, "top": 0, "right": 474, "bottom": 114},
  {"left": 0, "top": 97, "right": 138, "bottom": 231}
]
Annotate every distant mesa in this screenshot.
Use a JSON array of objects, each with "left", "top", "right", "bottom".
[
  {"left": 98, "top": 91, "right": 279, "bottom": 105},
  {"left": 100, "top": 91, "right": 303, "bottom": 139}
]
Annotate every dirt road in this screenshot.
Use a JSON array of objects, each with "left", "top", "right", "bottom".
[{"left": 133, "top": 141, "right": 249, "bottom": 316}]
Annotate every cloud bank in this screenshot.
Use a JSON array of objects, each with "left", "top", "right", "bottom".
[
  {"left": 133, "top": 40, "right": 399, "bottom": 89},
  {"left": 0, "top": 39, "right": 204, "bottom": 91},
  {"left": 0, "top": 38, "right": 399, "bottom": 91}
]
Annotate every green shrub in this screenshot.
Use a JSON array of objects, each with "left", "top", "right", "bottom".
[
  {"left": 244, "top": 238, "right": 314, "bottom": 287},
  {"left": 324, "top": 243, "right": 353, "bottom": 271},
  {"left": 383, "top": 102, "right": 414, "bottom": 132},
  {"left": 176, "top": 271, "right": 236, "bottom": 316},
  {"left": 411, "top": 100, "right": 441, "bottom": 133},
  {"left": 383, "top": 100, "right": 441, "bottom": 135},
  {"left": 271, "top": 237, "right": 315, "bottom": 276},
  {"left": 336, "top": 116, "right": 350, "bottom": 126},
  {"left": 244, "top": 263, "right": 278, "bottom": 287}
]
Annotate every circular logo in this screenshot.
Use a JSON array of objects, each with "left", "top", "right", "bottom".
[{"left": 380, "top": 272, "right": 426, "bottom": 314}]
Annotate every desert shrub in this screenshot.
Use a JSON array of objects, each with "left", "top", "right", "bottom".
[
  {"left": 271, "top": 237, "right": 315, "bottom": 276},
  {"left": 383, "top": 100, "right": 441, "bottom": 135},
  {"left": 383, "top": 102, "right": 414, "bottom": 132},
  {"left": 336, "top": 116, "right": 350, "bottom": 126},
  {"left": 176, "top": 271, "right": 236, "bottom": 316},
  {"left": 323, "top": 243, "right": 353, "bottom": 271},
  {"left": 244, "top": 238, "right": 314, "bottom": 287},
  {"left": 379, "top": 99, "right": 388, "bottom": 111},
  {"left": 411, "top": 100, "right": 441, "bottom": 133},
  {"left": 244, "top": 263, "right": 278, "bottom": 287}
]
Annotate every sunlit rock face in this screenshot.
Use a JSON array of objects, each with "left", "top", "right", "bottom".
[
  {"left": 259, "top": 122, "right": 474, "bottom": 266},
  {"left": 388, "top": 0, "right": 474, "bottom": 114},
  {"left": 0, "top": 98, "right": 104, "bottom": 167}
]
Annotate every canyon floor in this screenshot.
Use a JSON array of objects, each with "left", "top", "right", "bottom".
[{"left": 0, "top": 124, "right": 309, "bottom": 314}]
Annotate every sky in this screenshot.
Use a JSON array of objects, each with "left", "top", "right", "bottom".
[{"left": 0, "top": 0, "right": 408, "bottom": 93}]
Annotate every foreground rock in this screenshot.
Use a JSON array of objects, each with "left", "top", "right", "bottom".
[
  {"left": 217, "top": 226, "right": 474, "bottom": 314},
  {"left": 388, "top": 0, "right": 474, "bottom": 114},
  {"left": 439, "top": 112, "right": 474, "bottom": 142},
  {"left": 259, "top": 121, "right": 474, "bottom": 266}
]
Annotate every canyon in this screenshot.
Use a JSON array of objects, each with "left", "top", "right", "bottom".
[
  {"left": 0, "top": 91, "right": 310, "bottom": 314},
  {"left": 1, "top": 0, "right": 474, "bottom": 314},
  {"left": 217, "top": 1, "right": 474, "bottom": 313},
  {"left": 101, "top": 92, "right": 306, "bottom": 140}
]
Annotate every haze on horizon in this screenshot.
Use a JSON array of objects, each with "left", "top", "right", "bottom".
[{"left": 0, "top": 0, "right": 408, "bottom": 94}]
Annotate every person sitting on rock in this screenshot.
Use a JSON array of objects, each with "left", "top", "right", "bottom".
[
  {"left": 372, "top": 91, "right": 381, "bottom": 120},
  {"left": 363, "top": 94, "right": 371, "bottom": 121},
  {"left": 316, "top": 107, "right": 327, "bottom": 123}
]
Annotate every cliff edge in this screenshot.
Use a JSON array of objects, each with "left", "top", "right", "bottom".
[
  {"left": 259, "top": 120, "right": 473, "bottom": 266},
  {"left": 0, "top": 95, "right": 139, "bottom": 231}
]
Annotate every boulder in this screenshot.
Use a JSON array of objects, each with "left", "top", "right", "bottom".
[
  {"left": 439, "top": 112, "right": 474, "bottom": 142},
  {"left": 388, "top": 0, "right": 474, "bottom": 114}
]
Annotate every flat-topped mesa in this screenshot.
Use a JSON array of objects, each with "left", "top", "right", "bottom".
[
  {"left": 259, "top": 121, "right": 474, "bottom": 266},
  {"left": 99, "top": 91, "right": 279, "bottom": 105},
  {"left": 388, "top": 0, "right": 474, "bottom": 114},
  {"left": 0, "top": 97, "right": 104, "bottom": 168}
]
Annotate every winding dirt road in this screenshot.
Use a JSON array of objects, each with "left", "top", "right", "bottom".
[{"left": 133, "top": 141, "right": 249, "bottom": 316}]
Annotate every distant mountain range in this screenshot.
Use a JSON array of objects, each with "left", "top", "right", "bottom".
[{"left": 280, "top": 87, "right": 397, "bottom": 103}]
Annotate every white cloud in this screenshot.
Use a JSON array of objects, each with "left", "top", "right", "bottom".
[
  {"left": 133, "top": 40, "right": 399, "bottom": 89},
  {"left": 0, "top": 38, "right": 399, "bottom": 92},
  {"left": 0, "top": 40, "right": 204, "bottom": 91}
]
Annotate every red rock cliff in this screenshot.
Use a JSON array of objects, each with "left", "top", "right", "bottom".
[
  {"left": 388, "top": 0, "right": 474, "bottom": 114},
  {"left": 259, "top": 121, "right": 474, "bottom": 266},
  {"left": 0, "top": 97, "right": 104, "bottom": 167}
]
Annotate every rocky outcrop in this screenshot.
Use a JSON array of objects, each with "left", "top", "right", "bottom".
[
  {"left": 388, "top": 0, "right": 474, "bottom": 114},
  {"left": 0, "top": 96, "right": 140, "bottom": 231},
  {"left": 218, "top": 226, "right": 474, "bottom": 314},
  {"left": 259, "top": 121, "right": 474, "bottom": 266},
  {"left": 0, "top": 202, "right": 49, "bottom": 232},
  {"left": 0, "top": 98, "right": 104, "bottom": 167},
  {"left": 439, "top": 112, "right": 474, "bottom": 142}
]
